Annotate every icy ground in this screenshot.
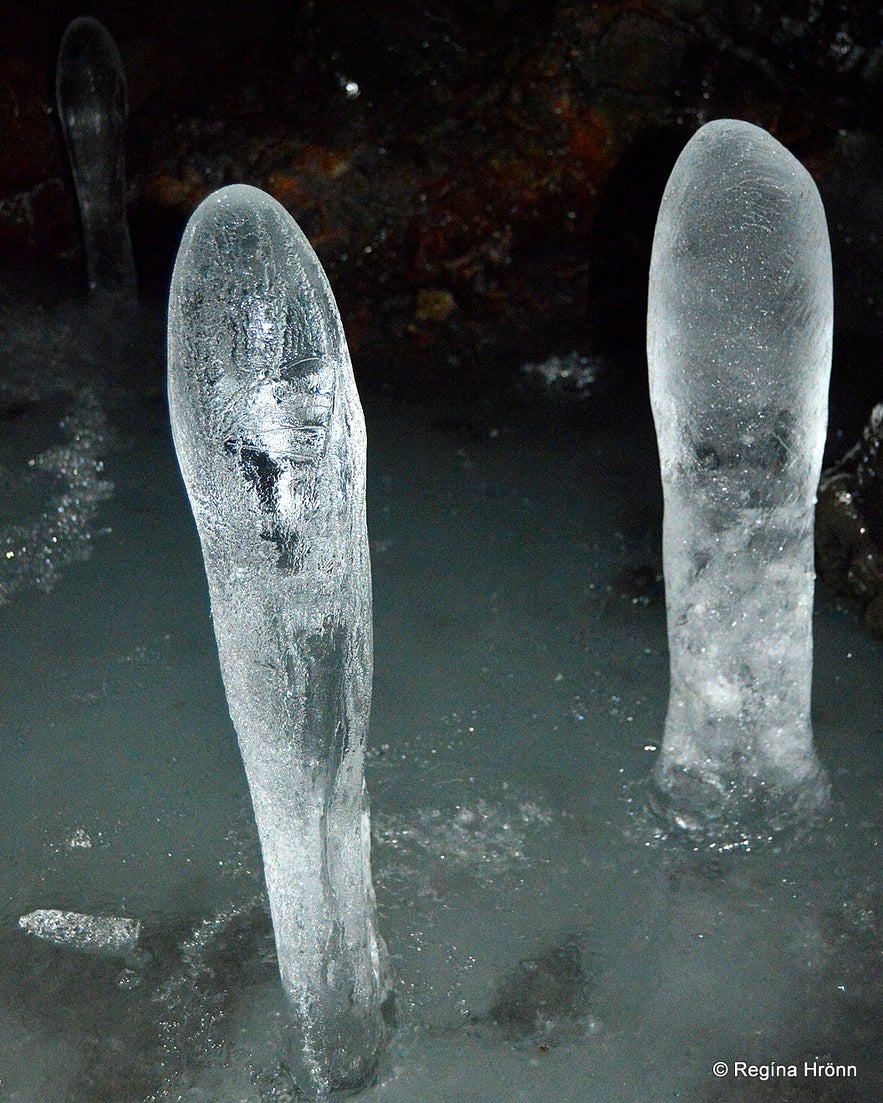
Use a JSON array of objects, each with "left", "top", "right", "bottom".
[{"left": 0, "top": 276, "right": 880, "bottom": 1102}]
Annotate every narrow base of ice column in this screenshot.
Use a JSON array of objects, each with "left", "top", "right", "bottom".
[{"left": 246, "top": 765, "right": 393, "bottom": 1096}]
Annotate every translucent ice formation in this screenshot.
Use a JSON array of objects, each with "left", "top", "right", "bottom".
[
  {"left": 647, "top": 119, "right": 832, "bottom": 839},
  {"left": 56, "top": 16, "right": 136, "bottom": 299},
  {"left": 168, "top": 185, "right": 389, "bottom": 1095}
]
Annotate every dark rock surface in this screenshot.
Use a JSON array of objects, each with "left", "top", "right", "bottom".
[{"left": 0, "top": 1, "right": 880, "bottom": 409}]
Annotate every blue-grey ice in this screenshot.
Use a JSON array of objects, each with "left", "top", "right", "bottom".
[
  {"left": 56, "top": 16, "right": 136, "bottom": 299},
  {"left": 647, "top": 119, "right": 832, "bottom": 838},
  {"left": 168, "top": 185, "right": 389, "bottom": 1095}
]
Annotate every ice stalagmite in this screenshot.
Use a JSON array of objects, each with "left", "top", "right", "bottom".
[
  {"left": 168, "top": 185, "right": 389, "bottom": 1095},
  {"left": 648, "top": 119, "right": 832, "bottom": 840},
  {"left": 56, "top": 16, "right": 136, "bottom": 299}
]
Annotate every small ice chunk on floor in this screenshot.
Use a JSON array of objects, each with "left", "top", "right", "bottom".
[{"left": 18, "top": 909, "right": 141, "bottom": 957}]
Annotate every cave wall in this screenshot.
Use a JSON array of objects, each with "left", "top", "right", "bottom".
[{"left": 0, "top": 1, "right": 880, "bottom": 401}]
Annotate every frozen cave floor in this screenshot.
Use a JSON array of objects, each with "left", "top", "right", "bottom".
[{"left": 0, "top": 275, "right": 880, "bottom": 1102}]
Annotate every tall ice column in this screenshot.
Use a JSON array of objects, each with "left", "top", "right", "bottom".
[
  {"left": 56, "top": 16, "right": 136, "bottom": 299},
  {"left": 168, "top": 185, "right": 389, "bottom": 1095},
  {"left": 648, "top": 119, "right": 832, "bottom": 839}
]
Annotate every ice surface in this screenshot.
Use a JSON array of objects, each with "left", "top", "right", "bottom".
[
  {"left": 0, "top": 387, "right": 113, "bottom": 602},
  {"left": 0, "top": 334, "right": 880, "bottom": 1101},
  {"left": 648, "top": 119, "right": 833, "bottom": 838},
  {"left": 18, "top": 909, "right": 141, "bottom": 958},
  {"left": 56, "top": 16, "right": 136, "bottom": 299},
  {"left": 167, "top": 185, "right": 389, "bottom": 1096}
]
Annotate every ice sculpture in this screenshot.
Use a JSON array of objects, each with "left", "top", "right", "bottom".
[
  {"left": 647, "top": 119, "right": 832, "bottom": 839},
  {"left": 168, "top": 185, "right": 389, "bottom": 1095},
  {"left": 56, "top": 16, "right": 136, "bottom": 299}
]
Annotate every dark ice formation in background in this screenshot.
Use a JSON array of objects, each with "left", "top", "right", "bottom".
[
  {"left": 56, "top": 16, "right": 136, "bottom": 299},
  {"left": 168, "top": 184, "right": 389, "bottom": 1097},
  {"left": 0, "top": 1, "right": 869, "bottom": 413},
  {"left": 647, "top": 119, "right": 833, "bottom": 841}
]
